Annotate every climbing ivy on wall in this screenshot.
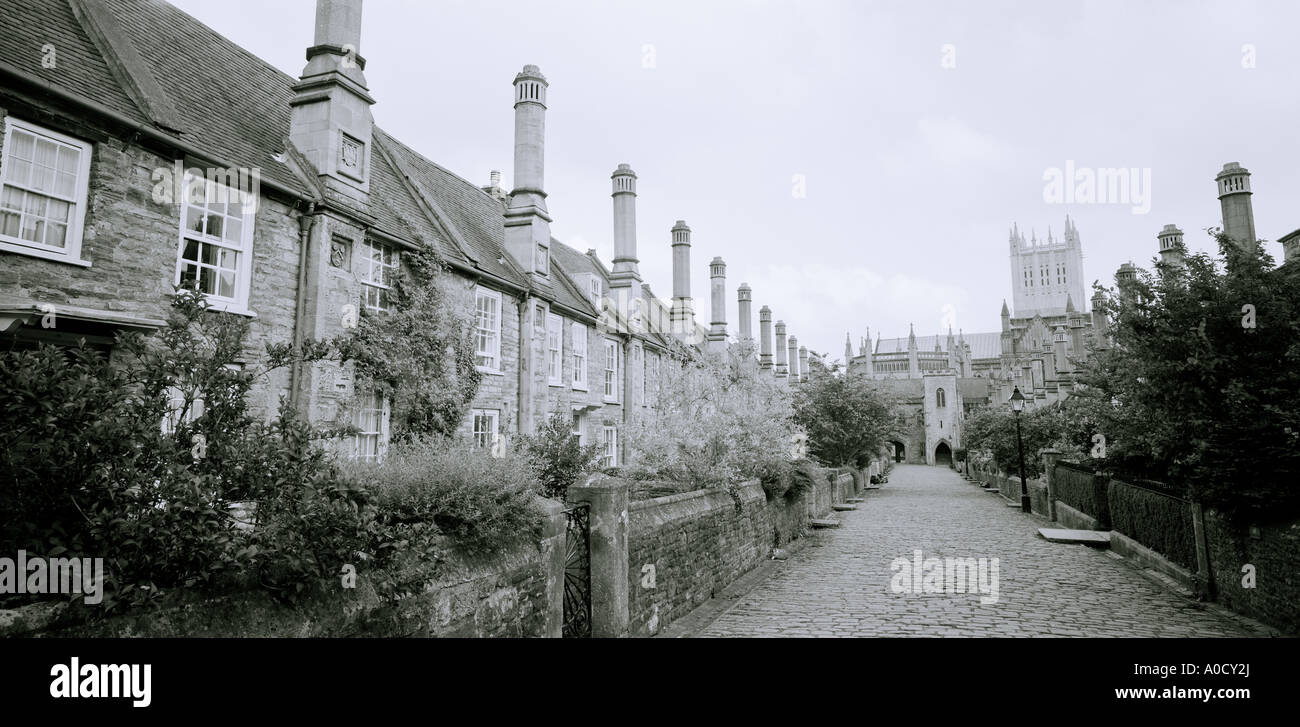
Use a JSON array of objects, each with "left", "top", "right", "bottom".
[{"left": 336, "top": 244, "right": 482, "bottom": 441}]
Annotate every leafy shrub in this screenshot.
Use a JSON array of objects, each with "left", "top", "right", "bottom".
[
  {"left": 0, "top": 291, "right": 348, "bottom": 611},
  {"left": 336, "top": 245, "right": 481, "bottom": 441},
  {"left": 515, "top": 412, "right": 603, "bottom": 500},
  {"left": 625, "top": 347, "right": 795, "bottom": 489},
  {"left": 756, "top": 457, "right": 820, "bottom": 502},
  {"left": 343, "top": 438, "right": 546, "bottom": 558}
]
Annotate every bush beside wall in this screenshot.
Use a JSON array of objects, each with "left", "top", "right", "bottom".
[{"left": 6, "top": 501, "right": 566, "bottom": 638}]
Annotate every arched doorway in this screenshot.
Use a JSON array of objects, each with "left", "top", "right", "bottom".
[
  {"left": 934, "top": 442, "right": 952, "bottom": 467},
  {"left": 890, "top": 440, "right": 906, "bottom": 463}
]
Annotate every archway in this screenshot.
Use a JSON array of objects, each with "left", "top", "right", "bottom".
[
  {"left": 934, "top": 442, "right": 952, "bottom": 467},
  {"left": 890, "top": 440, "right": 906, "bottom": 463}
]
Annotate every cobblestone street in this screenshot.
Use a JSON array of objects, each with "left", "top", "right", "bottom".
[{"left": 698, "top": 465, "right": 1267, "bottom": 637}]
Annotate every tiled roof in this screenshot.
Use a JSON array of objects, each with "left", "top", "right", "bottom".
[
  {"left": 0, "top": 0, "right": 149, "bottom": 127},
  {"left": 874, "top": 331, "right": 1002, "bottom": 360},
  {"left": 99, "top": 0, "right": 312, "bottom": 196}
]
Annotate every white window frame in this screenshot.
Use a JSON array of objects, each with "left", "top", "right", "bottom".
[
  {"left": 472, "top": 408, "right": 500, "bottom": 450},
  {"left": 571, "top": 411, "right": 585, "bottom": 445},
  {"left": 571, "top": 322, "right": 588, "bottom": 390},
  {"left": 603, "top": 338, "right": 619, "bottom": 403},
  {"left": 602, "top": 425, "right": 617, "bottom": 468},
  {"left": 351, "top": 390, "right": 390, "bottom": 462},
  {"left": 588, "top": 277, "right": 602, "bottom": 307},
  {"left": 0, "top": 117, "right": 93, "bottom": 266},
  {"left": 360, "top": 239, "right": 399, "bottom": 313},
  {"left": 546, "top": 312, "right": 563, "bottom": 386},
  {"left": 474, "top": 286, "right": 502, "bottom": 373},
  {"left": 173, "top": 170, "right": 256, "bottom": 315},
  {"left": 161, "top": 363, "right": 244, "bottom": 434}
]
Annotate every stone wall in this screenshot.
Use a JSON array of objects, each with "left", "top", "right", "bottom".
[
  {"left": 5, "top": 500, "right": 567, "bottom": 638},
  {"left": 626, "top": 482, "right": 770, "bottom": 636},
  {"left": 624, "top": 467, "right": 853, "bottom": 637},
  {"left": 1203, "top": 510, "right": 1300, "bottom": 635}
]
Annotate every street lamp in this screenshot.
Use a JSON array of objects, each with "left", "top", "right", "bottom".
[{"left": 1010, "top": 386, "right": 1030, "bottom": 513}]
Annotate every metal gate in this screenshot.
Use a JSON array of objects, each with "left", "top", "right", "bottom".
[{"left": 562, "top": 503, "right": 592, "bottom": 638}]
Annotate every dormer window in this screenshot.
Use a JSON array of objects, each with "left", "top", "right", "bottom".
[{"left": 589, "top": 277, "right": 602, "bottom": 307}]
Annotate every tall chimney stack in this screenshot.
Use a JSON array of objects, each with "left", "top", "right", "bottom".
[
  {"left": 503, "top": 65, "right": 552, "bottom": 285},
  {"left": 787, "top": 335, "right": 799, "bottom": 382},
  {"left": 290, "top": 0, "right": 375, "bottom": 200},
  {"left": 1157, "top": 224, "right": 1186, "bottom": 271},
  {"left": 670, "top": 220, "right": 694, "bottom": 335},
  {"left": 758, "top": 305, "right": 773, "bottom": 370},
  {"left": 799, "top": 346, "right": 809, "bottom": 382},
  {"left": 774, "top": 321, "right": 788, "bottom": 379},
  {"left": 707, "top": 257, "right": 727, "bottom": 353},
  {"left": 610, "top": 164, "right": 640, "bottom": 289},
  {"left": 737, "top": 283, "right": 753, "bottom": 348},
  {"left": 1215, "top": 162, "right": 1256, "bottom": 254}
]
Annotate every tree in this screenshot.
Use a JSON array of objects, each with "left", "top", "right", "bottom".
[
  {"left": 624, "top": 346, "right": 795, "bottom": 488},
  {"left": 792, "top": 359, "right": 895, "bottom": 468},
  {"left": 1077, "top": 231, "right": 1300, "bottom": 521}
]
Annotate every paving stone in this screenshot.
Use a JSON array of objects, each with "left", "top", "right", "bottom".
[{"left": 696, "top": 464, "right": 1265, "bottom": 638}]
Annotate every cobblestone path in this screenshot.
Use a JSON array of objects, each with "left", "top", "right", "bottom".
[{"left": 699, "top": 464, "right": 1266, "bottom": 637}]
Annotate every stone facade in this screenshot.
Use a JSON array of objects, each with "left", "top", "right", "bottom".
[{"left": 0, "top": 0, "right": 760, "bottom": 465}]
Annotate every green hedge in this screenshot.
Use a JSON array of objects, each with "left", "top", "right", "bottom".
[
  {"left": 1108, "top": 478, "right": 1197, "bottom": 571},
  {"left": 1051, "top": 462, "right": 1110, "bottom": 529}
]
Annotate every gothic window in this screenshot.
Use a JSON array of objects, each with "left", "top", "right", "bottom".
[{"left": 936, "top": 388, "right": 946, "bottom": 408}]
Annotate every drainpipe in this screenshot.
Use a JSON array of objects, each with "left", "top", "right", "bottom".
[
  {"left": 290, "top": 201, "right": 317, "bottom": 412},
  {"left": 517, "top": 293, "right": 532, "bottom": 438},
  {"left": 622, "top": 334, "right": 633, "bottom": 466}
]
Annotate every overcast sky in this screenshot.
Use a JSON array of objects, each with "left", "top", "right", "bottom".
[{"left": 173, "top": 0, "right": 1300, "bottom": 362}]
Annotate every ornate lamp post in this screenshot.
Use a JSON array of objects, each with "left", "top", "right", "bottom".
[{"left": 1010, "top": 386, "right": 1030, "bottom": 513}]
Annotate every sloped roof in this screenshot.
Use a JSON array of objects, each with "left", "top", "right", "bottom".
[
  {"left": 0, "top": 0, "right": 151, "bottom": 128},
  {"left": 874, "top": 331, "right": 1001, "bottom": 360},
  {"left": 3, "top": 0, "right": 719, "bottom": 339}
]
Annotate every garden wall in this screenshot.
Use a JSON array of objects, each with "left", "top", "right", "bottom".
[
  {"left": 1203, "top": 510, "right": 1300, "bottom": 635},
  {"left": 626, "top": 482, "right": 769, "bottom": 636},
  {"left": 3, "top": 501, "right": 568, "bottom": 638},
  {"left": 624, "top": 467, "right": 849, "bottom": 637}
]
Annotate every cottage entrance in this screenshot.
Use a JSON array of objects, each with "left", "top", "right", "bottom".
[{"left": 934, "top": 442, "right": 952, "bottom": 467}]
